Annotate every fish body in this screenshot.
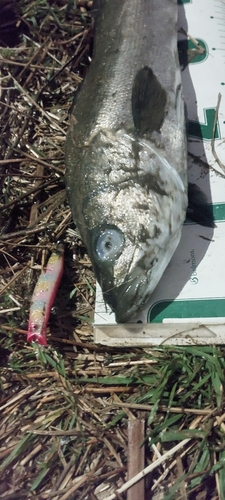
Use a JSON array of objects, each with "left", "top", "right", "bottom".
[
  {"left": 65, "top": 0, "right": 187, "bottom": 322},
  {"left": 27, "top": 245, "right": 64, "bottom": 345}
]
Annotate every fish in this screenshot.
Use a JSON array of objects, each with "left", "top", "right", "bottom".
[
  {"left": 27, "top": 244, "right": 64, "bottom": 345},
  {"left": 65, "top": 0, "right": 188, "bottom": 323}
]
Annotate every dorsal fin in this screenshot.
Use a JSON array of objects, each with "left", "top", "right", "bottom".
[{"left": 131, "top": 66, "right": 167, "bottom": 135}]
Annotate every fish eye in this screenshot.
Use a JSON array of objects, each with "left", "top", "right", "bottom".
[{"left": 95, "top": 227, "right": 124, "bottom": 262}]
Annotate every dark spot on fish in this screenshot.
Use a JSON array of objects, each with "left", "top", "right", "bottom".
[
  {"left": 137, "top": 224, "right": 150, "bottom": 242},
  {"left": 152, "top": 225, "right": 162, "bottom": 239},
  {"left": 175, "top": 83, "right": 182, "bottom": 114},
  {"left": 139, "top": 172, "right": 167, "bottom": 196},
  {"left": 138, "top": 224, "right": 161, "bottom": 241},
  {"left": 132, "top": 141, "right": 142, "bottom": 172},
  {"left": 133, "top": 202, "right": 149, "bottom": 211},
  {"left": 139, "top": 257, "right": 155, "bottom": 271},
  {"left": 132, "top": 66, "right": 167, "bottom": 135}
]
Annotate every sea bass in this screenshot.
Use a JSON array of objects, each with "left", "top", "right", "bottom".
[{"left": 65, "top": 0, "right": 187, "bottom": 323}]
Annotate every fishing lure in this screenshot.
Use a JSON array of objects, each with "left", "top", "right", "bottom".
[{"left": 27, "top": 244, "right": 64, "bottom": 346}]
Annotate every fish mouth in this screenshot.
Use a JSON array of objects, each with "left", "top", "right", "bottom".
[
  {"left": 100, "top": 224, "right": 185, "bottom": 323},
  {"left": 103, "top": 275, "right": 148, "bottom": 323}
]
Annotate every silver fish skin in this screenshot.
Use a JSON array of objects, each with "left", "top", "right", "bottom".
[{"left": 65, "top": 0, "right": 187, "bottom": 323}]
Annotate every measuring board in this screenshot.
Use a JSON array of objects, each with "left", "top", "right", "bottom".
[{"left": 94, "top": 0, "right": 225, "bottom": 347}]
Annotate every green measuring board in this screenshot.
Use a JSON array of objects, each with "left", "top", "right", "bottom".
[{"left": 148, "top": 298, "right": 225, "bottom": 323}]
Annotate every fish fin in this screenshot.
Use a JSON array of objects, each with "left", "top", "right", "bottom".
[
  {"left": 186, "top": 183, "right": 216, "bottom": 227},
  {"left": 131, "top": 66, "right": 167, "bottom": 135}
]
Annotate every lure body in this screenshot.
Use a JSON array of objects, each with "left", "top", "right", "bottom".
[{"left": 27, "top": 244, "right": 64, "bottom": 345}]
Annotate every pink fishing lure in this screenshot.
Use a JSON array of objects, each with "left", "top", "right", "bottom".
[{"left": 27, "top": 244, "right": 64, "bottom": 345}]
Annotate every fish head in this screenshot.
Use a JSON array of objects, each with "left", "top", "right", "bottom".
[{"left": 76, "top": 130, "right": 187, "bottom": 323}]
